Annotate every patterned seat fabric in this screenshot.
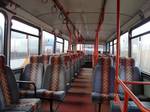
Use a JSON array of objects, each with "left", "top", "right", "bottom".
[
  {"left": 0, "top": 55, "right": 41, "bottom": 112},
  {"left": 119, "top": 58, "right": 150, "bottom": 101},
  {"left": 40, "top": 55, "right": 51, "bottom": 69},
  {"left": 20, "top": 55, "right": 44, "bottom": 90},
  {"left": 40, "top": 55, "right": 50, "bottom": 64},
  {"left": 92, "top": 57, "right": 115, "bottom": 103},
  {"left": 19, "top": 55, "right": 56, "bottom": 100},
  {"left": 68, "top": 54, "right": 74, "bottom": 80},
  {"left": 118, "top": 57, "right": 126, "bottom": 94},
  {"left": 110, "top": 100, "right": 150, "bottom": 112},
  {"left": 76, "top": 53, "right": 80, "bottom": 73},
  {"left": 110, "top": 55, "right": 116, "bottom": 67},
  {"left": 61, "top": 55, "right": 71, "bottom": 85},
  {"left": 42, "top": 55, "right": 66, "bottom": 101}
]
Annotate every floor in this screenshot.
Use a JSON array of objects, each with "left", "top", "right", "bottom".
[{"left": 59, "top": 68, "right": 95, "bottom": 112}]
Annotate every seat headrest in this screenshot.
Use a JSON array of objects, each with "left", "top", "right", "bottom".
[
  {"left": 101, "top": 57, "right": 111, "bottom": 65},
  {"left": 125, "top": 58, "right": 135, "bottom": 67},
  {"left": 41, "top": 54, "right": 50, "bottom": 64},
  {"left": 30, "top": 55, "right": 39, "bottom": 63},
  {"left": 120, "top": 57, "right": 126, "bottom": 65},
  {"left": 51, "top": 56, "right": 61, "bottom": 65},
  {"left": 0, "top": 55, "right": 5, "bottom": 69}
]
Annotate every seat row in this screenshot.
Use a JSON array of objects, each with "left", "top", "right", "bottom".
[
  {"left": 0, "top": 51, "right": 85, "bottom": 112},
  {"left": 92, "top": 56, "right": 150, "bottom": 112}
]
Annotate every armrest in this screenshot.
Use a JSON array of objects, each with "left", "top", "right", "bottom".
[{"left": 16, "top": 80, "right": 37, "bottom": 96}]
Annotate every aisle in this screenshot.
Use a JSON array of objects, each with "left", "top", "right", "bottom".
[{"left": 59, "top": 68, "right": 95, "bottom": 112}]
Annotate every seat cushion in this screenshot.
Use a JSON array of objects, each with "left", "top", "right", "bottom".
[
  {"left": 20, "top": 89, "right": 65, "bottom": 101},
  {"left": 119, "top": 94, "right": 150, "bottom": 101},
  {"left": 2, "top": 98, "right": 41, "bottom": 112},
  {"left": 92, "top": 92, "right": 114, "bottom": 102},
  {"left": 19, "top": 89, "right": 53, "bottom": 98},
  {"left": 110, "top": 100, "right": 150, "bottom": 112}
]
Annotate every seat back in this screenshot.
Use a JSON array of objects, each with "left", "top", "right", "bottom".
[
  {"left": 39, "top": 54, "right": 51, "bottom": 72},
  {"left": 43, "top": 55, "right": 65, "bottom": 91},
  {"left": 0, "top": 55, "right": 19, "bottom": 109},
  {"left": 119, "top": 58, "right": 143, "bottom": 95},
  {"left": 20, "top": 55, "right": 44, "bottom": 90},
  {"left": 61, "top": 55, "right": 71, "bottom": 84},
  {"left": 69, "top": 54, "right": 74, "bottom": 79},
  {"left": 40, "top": 54, "right": 51, "bottom": 64},
  {"left": 93, "top": 57, "right": 115, "bottom": 96}
]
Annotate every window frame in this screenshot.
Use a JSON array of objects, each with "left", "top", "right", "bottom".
[
  {"left": 120, "top": 32, "right": 129, "bottom": 57},
  {"left": 64, "top": 39, "right": 69, "bottom": 53},
  {"left": 10, "top": 17, "right": 40, "bottom": 69},
  {"left": 0, "top": 10, "right": 8, "bottom": 57},
  {"left": 130, "top": 18, "right": 150, "bottom": 75},
  {"left": 55, "top": 36, "right": 64, "bottom": 53},
  {"left": 42, "top": 30, "right": 55, "bottom": 54}
]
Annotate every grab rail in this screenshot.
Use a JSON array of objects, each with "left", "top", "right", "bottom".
[{"left": 115, "top": 79, "right": 150, "bottom": 112}]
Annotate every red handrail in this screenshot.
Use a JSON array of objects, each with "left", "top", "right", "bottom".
[
  {"left": 114, "top": 0, "right": 121, "bottom": 102},
  {"left": 115, "top": 0, "right": 150, "bottom": 111},
  {"left": 123, "top": 81, "right": 150, "bottom": 85},
  {"left": 115, "top": 79, "right": 150, "bottom": 112}
]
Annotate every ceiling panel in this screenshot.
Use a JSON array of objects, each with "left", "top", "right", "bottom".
[{"left": 13, "top": 0, "right": 149, "bottom": 43}]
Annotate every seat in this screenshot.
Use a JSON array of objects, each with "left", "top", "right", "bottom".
[
  {"left": 119, "top": 58, "right": 150, "bottom": 101},
  {"left": 110, "top": 58, "right": 150, "bottom": 112},
  {"left": 92, "top": 57, "right": 115, "bottom": 111},
  {"left": 39, "top": 54, "right": 51, "bottom": 71},
  {"left": 110, "top": 55, "right": 116, "bottom": 67},
  {"left": 0, "top": 55, "right": 41, "bottom": 112},
  {"left": 42, "top": 55, "right": 66, "bottom": 102},
  {"left": 73, "top": 53, "right": 77, "bottom": 77},
  {"left": 61, "top": 55, "right": 71, "bottom": 88},
  {"left": 110, "top": 100, "right": 150, "bottom": 112},
  {"left": 19, "top": 55, "right": 45, "bottom": 98},
  {"left": 42, "top": 55, "right": 66, "bottom": 111},
  {"left": 19, "top": 55, "right": 65, "bottom": 112},
  {"left": 69, "top": 54, "right": 74, "bottom": 80}
]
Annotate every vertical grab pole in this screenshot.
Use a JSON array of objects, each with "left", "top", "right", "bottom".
[
  {"left": 66, "top": 22, "right": 72, "bottom": 51},
  {"left": 95, "top": 32, "right": 99, "bottom": 65},
  {"left": 114, "top": 0, "right": 120, "bottom": 101},
  {"left": 123, "top": 92, "right": 129, "bottom": 112}
]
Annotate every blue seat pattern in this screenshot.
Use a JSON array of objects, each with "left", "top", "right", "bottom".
[{"left": 0, "top": 55, "right": 41, "bottom": 112}]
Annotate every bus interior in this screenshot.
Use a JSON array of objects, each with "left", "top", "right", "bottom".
[{"left": 0, "top": 0, "right": 150, "bottom": 112}]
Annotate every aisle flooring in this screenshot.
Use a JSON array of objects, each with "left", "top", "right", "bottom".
[{"left": 59, "top": 68, "right": 94, "bottom": 112}]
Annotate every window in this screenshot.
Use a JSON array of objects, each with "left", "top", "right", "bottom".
[
  {"left": 42, "top": 31, "right": 54, "bottom": 54},
  {"left": 131, "top": 38, "right": 140, "bottom": 67},
  {"left": 64, "top": 40, "right": 68, "bottom": 53},
  {"left": 114, "top": 44, "right": 116, "bottom": 55},
  {"left": 114, "top": 39, "right": 117, "bottom": 44},
  {"left": 113, "top": 39, "right": 117, "bottom": 55},
  {"left": 106, "top": 43, "right": 109, "bottom": 52},
  {"left": 120, "top": 32, "right": 128, "bottom": 57},
  {"left": 10, "top": 19, "right": 39, "bottom": 69},
  {"left": 56, "top": 37, "right": 63, "bottom": 53},
  {"left": 132, "top": 34, "right": 150, "bottom": 74},
  {"left": 110, "top": 43, "right": 113, "bottom": 55},
  {"left": 84, "top": 44, "right": 94, "bottom": 55},
  {"left": 132, "top": 21, "right": 150, "bottom": 37},
  {"left": 131, "top": 21, "right": 150, "bottom": 75},
  {"left": 98, "top": 45, "right": 104, "bottom": 53},
  {"left": 0, "top": 12, "right": 5, "bottom": 54},
  {"left": 77, "top": 44, "right": 83, "bottom": 51},
  {"left": 11, "top": 19, "right": 39, "bottom": 36}
]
